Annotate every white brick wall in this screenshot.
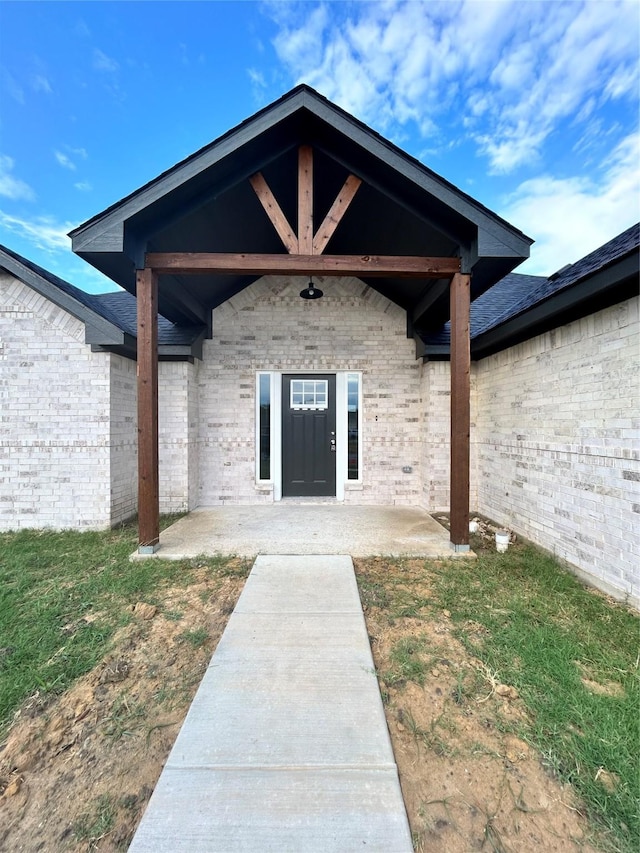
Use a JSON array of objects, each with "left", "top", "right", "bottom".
[
  {"left": 109, "top": 354, "right": 137, "bottom": 523},
  {"left": 158, "top": 360, "right": 200, "bottom": 513},
  {"left": 193, "top": 276, "right": 423, "bottom": 506},
  {"left": 417, "top": 360, "right": 478, "bottom": 514},
  {"left": 474, "top": 296, "right": 640, "bottom": 604},
  {"left": 0, "top": 273, "right": 112, "bottom": 529},
  {"left": 419, "top": 361, "right": 450, "bottom": 510}
]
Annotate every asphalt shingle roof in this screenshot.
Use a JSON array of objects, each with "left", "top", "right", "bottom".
[
  {"left": 93, "top": 291, "right": 202, "bottom": 345},
  {"left": 486, "top": 222, "right": 639, "bottom": 331},
  {"left": 0, "top": 244, "right": 201, "bottom": 347},
  {"left": 422, "top": 222, "right": 639, "bottom": 347},
  {"left": 0, "top": 243, "right": 127, "bottom": 331}
]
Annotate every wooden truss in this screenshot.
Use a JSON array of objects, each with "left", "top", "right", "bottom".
[{"left": 137, "top": 146, "right": 471, "bottom": 553}]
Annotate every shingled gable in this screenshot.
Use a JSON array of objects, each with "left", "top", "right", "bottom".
[
  {"left": 69, "top": 84, "right": 532, "bottom": 333},
  {"left": 0, "top": 245, "right": 203, "bottom": 361}
]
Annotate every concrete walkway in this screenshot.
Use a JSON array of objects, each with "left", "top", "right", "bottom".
[
  {"left": 128, "top": 555, "right": 413, "bottom": 852},
  {"left": 140, "top": 504, "right": 456, "bottom": 559}
]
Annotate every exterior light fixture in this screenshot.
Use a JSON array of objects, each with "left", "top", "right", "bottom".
[{"left": 300, "top": 278, "right": 323, "bottom": 300}]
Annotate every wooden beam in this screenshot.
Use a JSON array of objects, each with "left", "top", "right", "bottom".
[
  {"left": 249, "top": 172, "right": 298, "bottom": 254},
  {"left": 136, "top": 267, "right": 159, "bottom": 552},
  {"left": 146, "top": 252, "right": 461, "bottom": 278},
  {"left": 298, "top": 145, "right": 313, "bottom": 254},
  {"left": 313, "top": 174, "right": 362, "bottom": 255},
  {"left": 449, "top": 272, "right": 471, "bottom": 549}
]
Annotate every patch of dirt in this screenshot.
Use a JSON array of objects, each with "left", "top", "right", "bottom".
[
  {"left": 356, "top": 538, "right": 601, "bottom": 852},
  {"left": 574, "top": 661, "right": 626, "bottom": 698},
  {"left": 0, "top": 563, "right": 247, "bottom": 852},
  {"left": 1, "top": 542, "right": 603, "bottom": 852}
]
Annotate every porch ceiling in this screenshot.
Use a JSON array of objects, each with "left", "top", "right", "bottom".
[{"left": 70, "top": 86, "right": 532, "bottom": 333}]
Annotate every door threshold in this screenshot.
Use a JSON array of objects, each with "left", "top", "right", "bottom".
[{"left": 279, "top": 496, "right": 342, "bottom": 504}]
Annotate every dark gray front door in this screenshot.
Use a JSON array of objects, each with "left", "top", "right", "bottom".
[{"left": 282, "top": 374, "right": 336, "bottom": 497}]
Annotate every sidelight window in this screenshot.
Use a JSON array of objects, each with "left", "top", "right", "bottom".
[
  {"left": 347, "top": 373, "right": 360, "bottom": 480},
  {"left": 257, "top": 372, "right": 272, "bottom": 481}
]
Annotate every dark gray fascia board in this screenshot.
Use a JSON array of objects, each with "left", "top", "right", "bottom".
[
  {"left": 70, "top": 93, "right": 312, "bottom": 253},
  {"left": 0, "top": 250, "right": 126, "bottom": 346},
  {"left": 158, "top": 345, "right": 197, "bottom": 359},
  {"left": 90, "top": 338, "right": 137, "bottom": 359},
  {"left": 303, "top": 91, "right": 533, "bottom": 260},
  {"left": 84, "top": 322, "right": 128, "bottom": 347},
  {"left": 91, "top": 336, "right": 204, "bottom": 363},
  {"left": 419, "top": 344, "right": 451, "bottom": 360},
  {"left": 70, "top": 86, "right": 532, "bottom": 265},
  {"left": 470, "top": 252, "right": 639, "bottom": 359}
]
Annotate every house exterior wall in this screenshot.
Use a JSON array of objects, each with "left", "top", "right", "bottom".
[
  {"left": 0, "top": 272, "right": 112, "bottom": 529},
  {"left": 418, "top": 360, "right": 479, "bottom": 513},
  {"left": 109, "top": 354, "right": 137, "bottom": 524},
  {"left": 195, "top": 275, "right": 424, "bottom": 506},
  {"left": 158, "top": 360, "right": 200, "bottom": 513},
  {"left": 474, "top": 295, "right": 640, "bottom": 604},
  {"left": 419, "top": 361, "right": 450, "bottom": 511}
]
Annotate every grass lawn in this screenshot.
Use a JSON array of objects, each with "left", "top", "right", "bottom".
[
  {"left": 434, "top": 544, "right": 639, "bottom": 849},
  {"left": 0, "top": 517, "right": 247, "bottom": 736},
  {"left": 0, "top": 521, "right": 638, "bottom": 852},
  {"left": 356, "top": 539, "right": 639, "bottom": 852}
]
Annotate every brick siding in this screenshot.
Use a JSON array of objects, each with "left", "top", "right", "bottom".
[
  {"left": 474, "top": 295, "right": 640, "bottom": 604},
  {"left": 194, "top": 276, "right": 423, "bottom": 506}
]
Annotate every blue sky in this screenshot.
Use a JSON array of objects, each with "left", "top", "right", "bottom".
[{"left": 0, "top": 0, "right": 638, "bottom": 294}]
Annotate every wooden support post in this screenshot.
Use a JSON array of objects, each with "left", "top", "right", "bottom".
[
  {"left": 449, "top": 272, "right": 470, "bottom": 550},
  {"left": 136, "top": 267, "right": 160, "bottom": 553},
  {"left": 298, "top": 145, "right": 313, "bottom": 254}
]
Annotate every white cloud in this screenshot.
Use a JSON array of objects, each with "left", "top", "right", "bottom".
[
  {"left": 501, "top": 131, "right": 640, "bottom": 275},
  {"left": 54, "top": 146, "right": 88, "bottom": 171},
  {"left": 68, "top": 146, "right": 88, "bottom": 160},
  {"left": 0, "top": 155, "right": 35, "bottom": 201},
  {"left": 0, "top": 211, "right": 77, "bottom": 253},
  {"left": 75, "top": 19, "right": 91, "bottom": 39},
  {"left": 93, "top": 48, "right": 119, "bottom": 73},
  {"left": 32, "top": 74, "right": 53, "bottom": 94},
  {"left": 1, "top": 68, "right": 25, "bottom": 104},
  {"left": 74, "top": 181, "right": 92, "bottom": 192},
  {"left": 247, "top": 68, "right": 267, "bottom": 89},
  {"left": 268, "top": 0, "right": 639, "bottom": 172},
  {"left": 54, "top": 150, "right": 76, "bottom": 171}
]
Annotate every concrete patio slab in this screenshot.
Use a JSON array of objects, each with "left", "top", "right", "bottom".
[
  {"left": 136, "top": 504, "right": 464, "bottom": 559},
  {"left": 128, "top": 554, "right": 413, "bottom": 853}
]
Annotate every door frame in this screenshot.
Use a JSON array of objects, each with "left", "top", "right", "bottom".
[
  {"left": 281, "top": 373, "right": 337, "bottom": 498},
  {"left": 255, "top": 370, "right": 362, "bottom": 501}
]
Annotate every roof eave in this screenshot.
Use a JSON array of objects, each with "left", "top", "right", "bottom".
[
  {"left": 471, "top": 250, "right": 639, "bottom": 359},
  {"left": 0, "top": 249, "right": 126, "bottom": 347},
  {"left": 70, "top": 85, "right": 533, "bottom": 268}
]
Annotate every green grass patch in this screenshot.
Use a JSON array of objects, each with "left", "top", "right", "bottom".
[
  {"left": 384, "top": 635, "right": 431, "bottom": 686},
  {"left": 430, "top": 545, "right": 639, "bottom": 852},
  {"left": 72, "top": 793, "right": 116, "bottom": 846},
  {"left": 0, "top": 521, "right": 250, "bottom": 737},
  {"left": 178, "top": 627, "right": 209, "bottom": 648}
]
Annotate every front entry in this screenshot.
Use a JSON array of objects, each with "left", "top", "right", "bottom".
[{"left": 282, "top": 374, "right": 336, "bottom": 497}]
